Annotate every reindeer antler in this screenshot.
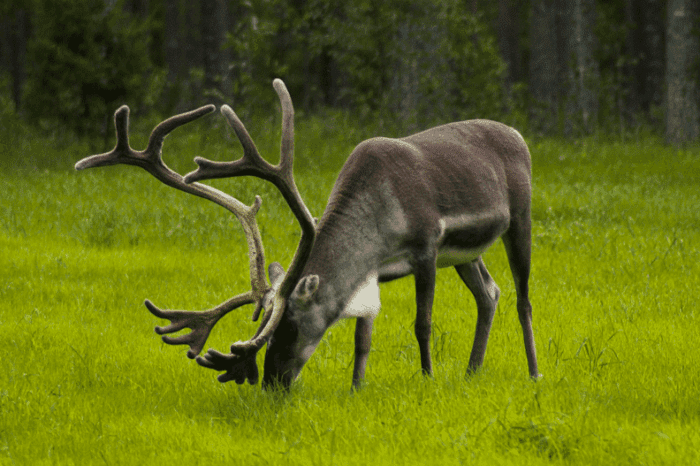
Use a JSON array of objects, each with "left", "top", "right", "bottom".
[
  {"left": 75, "top": 104, "right": 271, "bottom": 363},
  {"left": 186, "top": 79, "right": 317, "bottom": 380},
  {"left": 76, "top": 80, "right": 315, "bottom": 386}
]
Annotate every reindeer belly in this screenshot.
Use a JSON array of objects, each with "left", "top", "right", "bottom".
[
  {"left": 436, "top": 210, "right": 510, "bottom": 268},
  {"left": 376, "top": 209, "right": 509, "bottom": 279},
  {"left": 436, "top": 245, "right": 489, "bottom": 268}
]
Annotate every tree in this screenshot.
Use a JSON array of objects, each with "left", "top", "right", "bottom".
[
  {"left": 389, "top": 2, "right": 443, "bottom": 130},
  {"left": 666, "top": 0, "right": 700, "bottom": 145},
  {"left": 529, "top": 0, "right": 563, "bottom": 133},
  {"left": 497, "top": 0, "right": 525, "bottom": 87},
  {"left": 315, "top": 0, "right": 504, "bottom": 130},
  {"left": 528, "top": 0, "right": 599, "bottom": 135},
  {"left": 0, "top": 3, "right": 30, "bottom": 111},
  {"left": 564, "top": 0, "right": 599, "bottom": 133},
  {"left": 201, "top": 0, "right": 228, "bottom": 105},
  {"left": 3, "top": 0, "right": 697, "bottom": 142},
  {"left": 23, "top": 0, "right": 152, "bottom": 139},
  {"left": 163, "top": 0, "right": 183, "bottom": 111},
  {"left": 636, "top": 0, "right": 665, "bottom": 116}
]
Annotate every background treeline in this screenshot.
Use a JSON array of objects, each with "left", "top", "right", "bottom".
[{"left": 1, "top": 0, "right": 699, "bottom": 145}]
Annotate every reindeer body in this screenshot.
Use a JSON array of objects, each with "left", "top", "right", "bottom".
[
  {"left": 77, "top": 81, "right": 539, "bottom": 391},
  {"left": 264, "top": 119, "right": 538, "bottom": 388}
]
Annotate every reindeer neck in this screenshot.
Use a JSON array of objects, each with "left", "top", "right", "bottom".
[{"left": 304, "top": 207, "right": 384, "bottom": 303}]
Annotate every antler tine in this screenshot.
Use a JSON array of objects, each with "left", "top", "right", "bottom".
[
  {"left": 274, "top": 78, "right": 295, "bottom": 176},
  {"left": 184, "top": 80, "right": 315, "bottom": 236},
  {"left": 184, "top": 105, "right": 274, "bottom": 183},
  {"left": 145, "top": 106, "right": 217, "bottom": 159},
  {"left": 113, "top": 105, "right": 131, "bottom": 154},
  {"left": 75, "top": 105, "right": 271, "bottom": 360},
  {"left": 75, "top": 105, "right": 216, "bottom": 172},
  {"left": 268, "top": 78, "right": 315, "bottom": 294}
]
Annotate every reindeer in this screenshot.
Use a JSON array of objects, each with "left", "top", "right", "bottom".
[{"left": 75, "top": 79, "right": 540, "bottom": 390}]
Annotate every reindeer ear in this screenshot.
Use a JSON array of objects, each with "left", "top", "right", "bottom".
[{"left": 292, "top": 275, "right": 320, "bottom": 302}]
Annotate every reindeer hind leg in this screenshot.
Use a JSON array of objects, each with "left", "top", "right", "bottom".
[
  {"left": 455, "top": 258, "right": 500, "bottom": 375},
  {"left": 502, "top": 215, "right": 540, "bottom": 379}
]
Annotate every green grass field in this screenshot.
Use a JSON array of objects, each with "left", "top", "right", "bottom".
[{"left": 2, "top": 113, "right": 699, "bottom": 465}]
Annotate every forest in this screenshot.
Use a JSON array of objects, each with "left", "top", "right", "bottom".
[{"left": 1, "top": 0, "right": 699, "bottom": 145}]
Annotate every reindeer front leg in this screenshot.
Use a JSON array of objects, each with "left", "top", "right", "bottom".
[{"left": 352, "top": 316, "right": 374, "bottom": 390}]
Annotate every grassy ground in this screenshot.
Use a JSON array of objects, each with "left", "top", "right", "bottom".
[{"left": 1, "top": 112, "right": 699, "bottom": 465}]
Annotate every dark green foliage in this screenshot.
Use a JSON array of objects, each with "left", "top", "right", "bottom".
[
  {"left": 2, "top": 0, "right": 508, "bottom": 140},
  {"left": 243, "top": 0, "right": 505, "bottom": 129},
  {"left": 23, "top": 0, "right": 154, "bottom": 138},
  {"left": 0, "top": 0, "right": 698, "bottom": 143}
]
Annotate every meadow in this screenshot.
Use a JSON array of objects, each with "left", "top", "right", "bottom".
[{"left": 1, "top": 110, "right": 699, "bottom": 465}]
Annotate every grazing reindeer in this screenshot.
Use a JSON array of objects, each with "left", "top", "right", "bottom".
[{"left": 76, "top": 79, "right": 539, "bottom": 390}]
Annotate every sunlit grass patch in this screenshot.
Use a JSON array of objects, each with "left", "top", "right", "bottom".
[{"left": 2, "top": 120, "right": 699, "bottom": 464}]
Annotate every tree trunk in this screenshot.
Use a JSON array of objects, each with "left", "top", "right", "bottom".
[
  {"left": 622, "top": 0, "right": 639, "bottom": 119},
  {"left": 163, "top": 0, "right": 186, "bottom": 111},
  {"left": 529, "top": 0, "right": 561, "bottom": 133},
  {"left": 201, "top": 0, "right": 226, "bottom": 105},
  {"left": 665, "top": 0, "right": 699, "bottom": 145},
  {"left": 164, "top": 0, "right": 181, "bottom": 83},
  {"left": 185, "top": 0, "right": 200, "bottom": 74},
  {"left": 124, "top": 0, "right": 150, "bottom": 18},
  {"left": 638, "top": 0, "right": 665, "bottom": 117},
  {"left": 563, "top": 0, "right": 598, "bottom": 134},
  {"left": 624, "top": 0, "right": 666, "bottom": 122},
  {"left": 529, "top": 0, "right": 598, "bottom": 135},
  {"left": 497, "top": 0, "right": 522, "bottom": 87},
  {"left": 0, "top": 15, "right": 10, "bottom": 86},
  {"left": 218, "top": 0, "right": 230, "bottom": 102},
  {"left": 392, "top": 19, "right": 419, "bottom": 131},
  {"left": 1, "top": 8, "right": 29, "bottom": 112},
  {"left": 387, "top": 3, "right": 447, "bottom": 131}
]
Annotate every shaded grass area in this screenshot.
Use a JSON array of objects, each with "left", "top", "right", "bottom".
[{"left": 1, "top": 116, "right": 699, "bottom": 464}]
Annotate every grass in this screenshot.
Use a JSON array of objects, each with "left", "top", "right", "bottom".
[{"left": 1, "top": 111, "right": 699, "bottom": 465}]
